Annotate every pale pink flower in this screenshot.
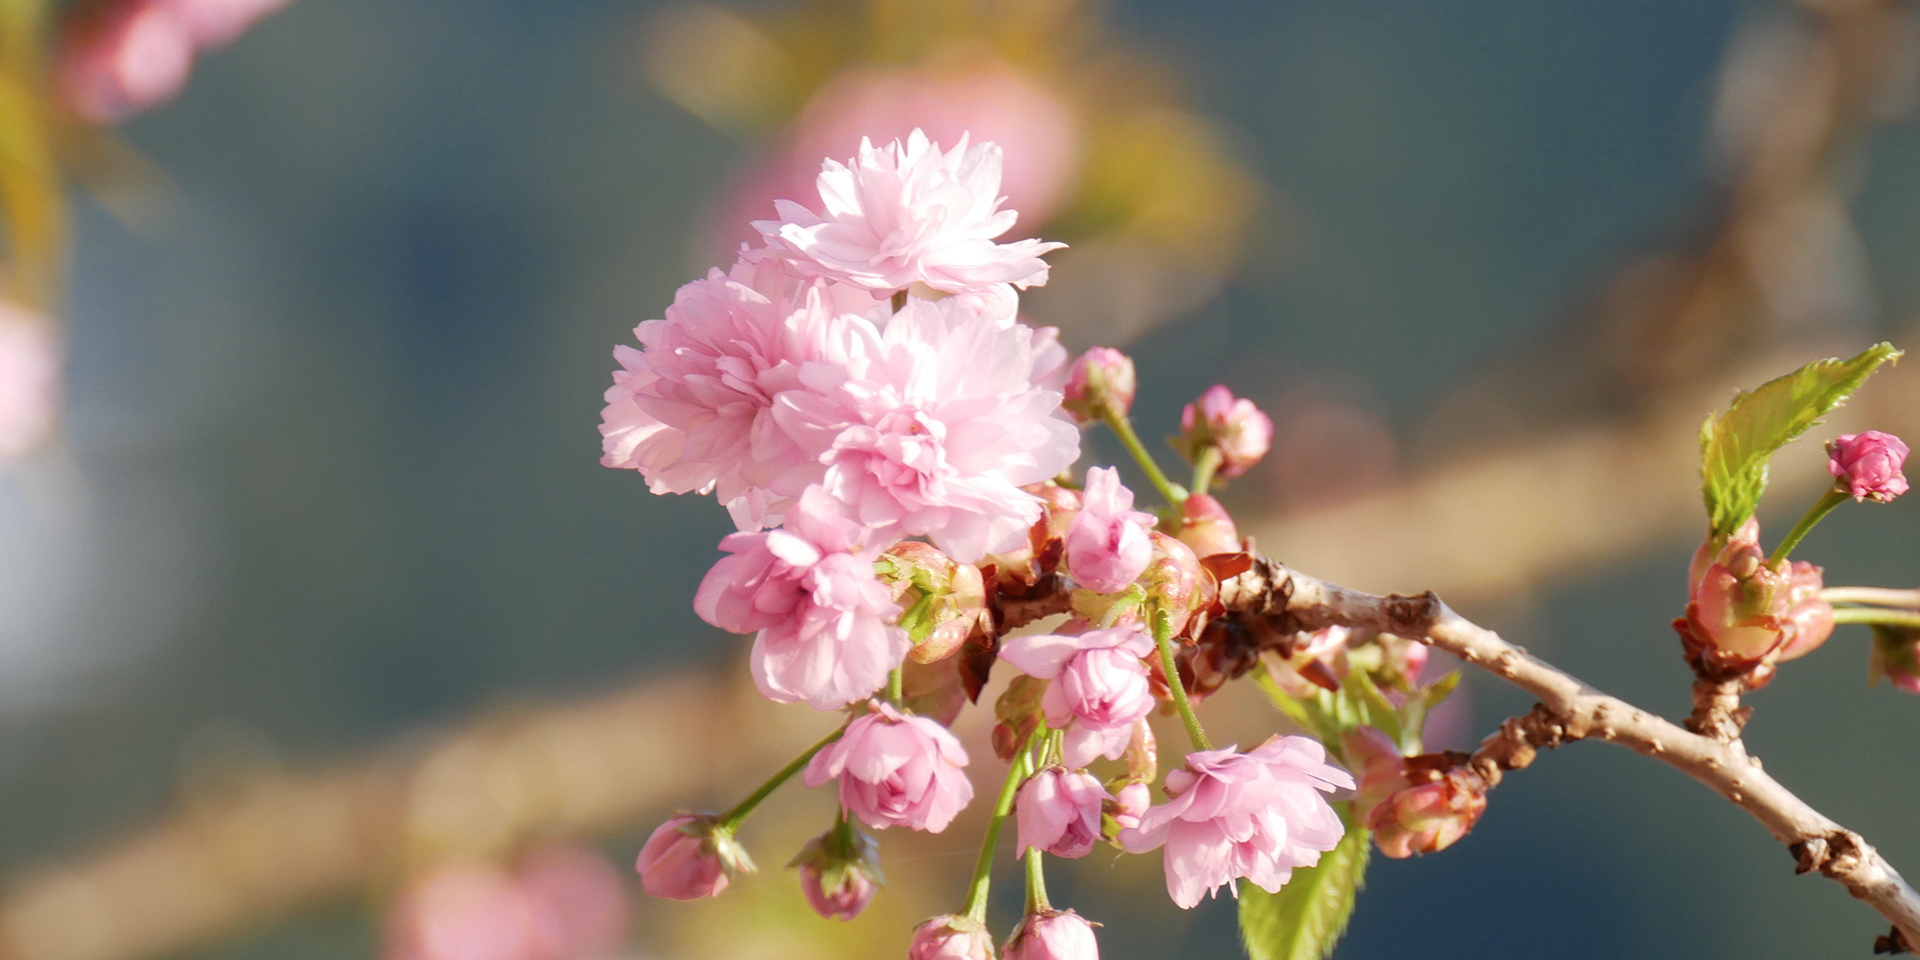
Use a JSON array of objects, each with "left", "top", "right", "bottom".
[
  {"left": 694, "top": 489, "right": 908, "bottom": 711},
  {"left": 772, "top": 295, "right": 1079, "bottom": 561},
  {"left": 515, "top": 847, "right": 629, "bottom": 960},
  {"left": 1003, "top": 910, "right": 1100, "bottom": 960},
  {"left": 1119, "top": 736, "right": 1352, "bottom": 909},
  {"left": 55, "top": 0, "right": 194, "bottom": 123},
  {"left": 0, "top": 311, "right": 60, "bottom": 461},
  {"left": 751, "top": 129, "right": 1066, "bottom": 297},
  {"left": 635, "top": 814, "right": 751, "bottom": 901},
  {"left": 998, "top": 626, "right": 1156, "bottom": 768},
  {"left": 1016, "top": 766, "right": 1109, "bottom": 859},
  {"left": 803, "top": 701, "right": 975, "bottom": 833},
  {"left": 1829, "top": 431, "right": 1910, "bottom": 503},
  {"left": 1028, "top": 325, "right": 1071, "bottom": 390},
  {"left": 1064, "top": 467, "right": 1154, "bottom": 593},
  {"left": 1178, "top": 385, "right": 1273, "bottom": 479},
  {"left": 910, "top": 915, "right": 994, "bottom": 960},
  {"left": 383, "top": 864, "right": 542, "bottom": 960}
]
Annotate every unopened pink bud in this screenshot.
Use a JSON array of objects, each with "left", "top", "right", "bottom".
[
  {"left": 1684, "top": 537, "right": 1794, "bottom": 664},
  {"left": 1178, "top": 385, "right": 1273, "bottom": 479},
  {"left": 1143, "top": 532, "right": 1213, "bottom": 636},
  {"left": 1776, "top": 561, "right": 1835, "bottom": 662},
  {"left": 1106, "top": 780, "right": 1151, "bottom": 835},
  {"left": 1003, "top": 910, "right": 1100, "bottom": 960},
  {"left": 1871, "top": 627, "right": 1920, "bottom": 694},
  {"left": 790, "top": 823, "right": 884, "bottom": 921},
  {"left": 910, "top": 914, "right": 995, "bottom": 960},
  {"left": 1061, "top": 347, "right": 1136, "bottom": 424},
  {"left": 1829, "top": 431, "right": 1909, "bottom": 502},
  {"left": 1176, "top": 494, "right": 1241, "bottom": 557},
  {"left": 636, "top": 814, "right": 753, "bottom": 900},
  {"left": 883, "top": 541, "right": 990, "bottom": 663},
  {"left": 1367, "top": 765, "right": 1487, "bottom": 859},
  {"left": 1016, "top": 767, "right": 1110, "bottom": 859}
]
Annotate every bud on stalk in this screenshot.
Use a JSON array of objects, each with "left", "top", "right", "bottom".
[
  {"left": 1061, "top": 347, "right": 1136, "bottom": 424},
  {"left": 790, "top": 820, "right": 884, "bottom": 921},
  {"left": 1177, "top": 385, "right": 1273, "bottom": 479},
  {"left": 1828, "top": 431, "right": 1910, "bottom": 503},
  {"left": 636, "top": 814, "right": 754, "bottom": 900},
  {"left": 909, "top": 914, "right": 995, "bottom": 960}
]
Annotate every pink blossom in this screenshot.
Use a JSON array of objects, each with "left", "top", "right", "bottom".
[
  {"left": 909, "top": 915, "right": 995, "bottom": 960},
  {"left": 803, "top": 701, "right": 974, "bottom": 833},
  {"left": 751, "top": 129, "right": 1066, "bottom": 297},
  {"left": 1109, "top": 781, "right": 1151, "bottom": 834},
  {"left": 772, "top": 295, "right": 1079, "bottom": 561},
  {"left": 0, "top": 311, "right": 60, "bottom": 461},
  {"left": 1176, "top": 494, "right": 1241, "bottom": 557},
  {"left": 1016, "top": 767, "right": 1110, "bottom": 859},
  {"left": 1002, "top": 910, "right": 1100, "bottom": 960},
  {"left": 1368, "top": 766, "right": 1487, "bottom": 859},
  {"left": 1064, "top": 467, "right": 1154, "bottom": 593},
  {"left": 694, "top": 489, "right": 908, "bottom": 711},
  {"left": 1178, "top": 385, "right": 1273, "bottom": 479},
  {"left": 54, "top": 0, "right": 291, "bottom": 123},
  {"left": 1061, "top": 348, "right": 1135, "bottom": 423},
  {"left": 1829, "top": 431, "right": 1910, "bottom": 503},
  {"left": 998, "top": 626, "right": 1157, "bottom": 768},
  {"left": 515, "top": 847, "right": 629, "bottom": 960},
  {"left": 383, "top": 864, "right": 542, "bottom": 960},
  {"left": 635, "top": 814, "right": 750, "bottom": 901},
  {"left": 1118, "top": 736, "right": 1352, "bottom": 909}
]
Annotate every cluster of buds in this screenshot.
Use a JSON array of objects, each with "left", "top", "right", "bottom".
[
  {"left": 1344, "top": 728, "right": 1487, "bottom": 859},
  {"left": 1176, "top": 385, "right": 1273, "bottom": 482},
  {"left": 1675, "top": 519, "right": 1833, "bottom": 684}
]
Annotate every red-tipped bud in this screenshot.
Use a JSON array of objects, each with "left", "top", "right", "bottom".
[
  {"left": 1681, "top": 530, "right": 1795, "bottom": 668},
  {"left": 636, "top": 814, "right": 753, "bottom": 900},
  {"left": 1061, "top": 347, "right": 1136, "bottom": 424},
  {"left": 1178, "top": 385, "right": 1273, "bottom": 478},
  {"left": 1367, "top": 762, "right": 1487, "bottom": 859},
  {"left": 882, "top": 541, "right": 990, "bottom": 663},
  {"left": 790, "top": 821, "right": 884, "bottom": 921},
  {"left": 909, "top": 914, "right": 995, "bottom": 960},
  {"left": 1177, "top": 494, "right": 1241, "bottom": 557},
  {"left": 1829, "top": 431, "right": 1910, "bottom": 503},
  {"left": 1004, "top": 909, "right": 1101, "bottom": 960},
  {"left": 1776, "top": 561, "right": 1835, "bottom": 662},
  {"left": 1870, "top": 626, "right": 1920, "bottom": 694}
]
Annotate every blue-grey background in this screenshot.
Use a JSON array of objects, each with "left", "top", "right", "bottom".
[{"left": 4, "top": 0, "right": 1919, "bottom": 956}]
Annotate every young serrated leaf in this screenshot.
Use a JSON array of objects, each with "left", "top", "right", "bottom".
[
  {"left": 1239, "top": 814, "right": 1371, "bottom": 960},
  {"left": 1700, "top": 343, "right": 1901, "bottom": 536}
]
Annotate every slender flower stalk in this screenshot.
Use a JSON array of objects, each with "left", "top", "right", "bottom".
[
  {"left": 1831, "top": 606, "right": 1920, "bottom": 630},
  {"left": 720, "top": 724, "right": 847, "bottom": 831},
  {"left": 1770, "top": 489, "right": 1848, "bottom": 564},
  {"left": 1190, "top": 446, "right": 1221, "bottom": 498},
  {"left": 961, "top": 729, "right": 1039, "bottom": 922},
  {"left": 1821, "top": 586, "right": 1920, "bottom": 608},
  {"left": 1100, "top": 409, "right": 1185, "bottom": 511},
  {"left": 1023, "top": 843, "right": 1051, "bottom": 913},
  {"left": 1151, "top": 610, "right": 1210, "bottom": 751},
  {"left": 887, "top": 666, "right": 905, "bottom": 707}
]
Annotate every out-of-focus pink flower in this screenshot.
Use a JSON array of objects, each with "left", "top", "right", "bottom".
[
  {"left": 172, "top": 0, "right": 292, "bottom": 48},
  {"left": 1367, "top": 765, "right": 1487, "bottom": 860},
  {"left": 515, "top": 847, "right": 629, "bottom": 960},
  {"left": 1829, "top": 431, "right": 1910, "bottom": 503},
  {"left": 0, "top": 309, "right": 60, "bottom": 461},
  {"left": 998, "top": 626, "right": 1157, "bottom": 768},
  {"left": 1178, "top": 386, "right": 1273, "bottom": 479},
  {"left": 54, "top": 0, "right": 291, "bottom": 123},
  {"left": 1002, "top": 910, "right": 1100, "bottom": 960},
  {"left": 790, "top": 823, "right": 884, "bottom": 922},
  {"left": 1118, "top": 736, "right": 1352, "bottom": 909},
  {"left": 772, "top": 295, "right": 1080, "bottom": 562},
  {"left": 803, "top": 701, "right": 974, "bottom": 833},
  {"left": 1064, "top": 467, "right": 1154, "bottom": 593},
  {"left": 384, "top": 864, "right": 543, "bottom": 960},
  {"left": 1871, "top": 627, "right": 1920, "bottom": 694},
  {"left": 1016, "top": 767, "right": 1109, "bottom": 860},
  {"left": 909, "top": 915, "right": 995, "bottom": 960},
  {"left": 1061, "top": 348, "right": 1135, "bottom": 424},
  {"left": 1028, "top": 326, "right": 1071, "bottom": 391},
  {"left": 1776, "top": 561, "right": 1834, "bottom": 662},
  {"left": 1107, "top": 780, "right": 1151, "bottom": 835},
  {"left": 695, "top": 489, "right": 908, "bottom": 711},
  {"left": 1176, "top": 494, "right": 1240, "bottom": 557},
  {"left": 750, "top": 129, "right": 1066, "bottom": 297},
  {"left": 635, "top": 814, "right": 752, "bottom": 901}
]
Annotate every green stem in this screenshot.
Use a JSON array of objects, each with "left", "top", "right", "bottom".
[
  {"left": 886, "top": 666, "right": 904, "bottom": 707},
  {"left": 718, "top": 723, "right": 846, "bottom": 832},
  {"left": 961, "top": 730, "right": 1037, "bottom": 922},
  {"left": 1101, "top": 410, "right": 1185, "bottom": 510},
  {"left": 1770, "top": 488, "right": 1849, "bottom": 564},
  {"left": 1821, "top": 586, "right": 1920, "bottom": 608},
  {"left": 1024, "top": 845, "right": 1051, "bottom": 913},
  {"left": 1191, "top": 446, "right": 1221, "bottom": 498},
  {"left": 1832, "top": 607, "right": 1920, "bottom": 630},
  {"left": 1152, "top": 609, "right": 1211, "bottom": 751}
]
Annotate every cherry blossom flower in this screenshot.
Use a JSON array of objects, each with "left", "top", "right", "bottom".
[
  {"left": 635, "top": 814, "right": 752, "bottom": 901},
  {"left": 1118, "top": 736, "right": 1352, "bottom": 909},
  {"left": 1003, "top": 910, "right": 1100, "bottom": 960},
  {"left": 0, "top": 311, "right": 60, "bottom": 461},
  {"left": 55, "top": 0, "right": 292, "bottom": 123},
  {"left": 1016, "top": 766, "right": 1109, "bottom": 859},
  {"left": 1064, "top": 467, "right": 1154, "bottom": 593},
  {"left": 1829, "top": 431, "right": 1910, "bottom": 503},
  {"left": 1177, "top": 385, "right": 1273, "bottom": 479},
  {"left": 998, "top": 626, "right": 1156, "bottom": 768},
  {"left": 1061, "top": 348, "right": 1135, "bottom": 423},
  {"left": 804, "top": 701, "right": 975, "bottom": 833},
  {"left": 695, "top": 488, "right": 907, "bottom": 711},
  {"left": 750, "top": 129, "right": 1066, "bottom": 297}
]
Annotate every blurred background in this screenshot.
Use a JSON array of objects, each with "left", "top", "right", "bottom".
[{"left": 5, "top": 0, "right": 1920, "bottom": 957}]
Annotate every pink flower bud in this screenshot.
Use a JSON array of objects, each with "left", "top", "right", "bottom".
[
  {"left": 1829, "top": 431, "right": 1910, "bottom": 503},
  {"left": 1061, "top": 347, "right": 1136, "bottom": 424},
  {"left": 1106, "top": 780, "right": 1151, "bottom": 836},
  {"left": 882, "top": 541, "right": 990, "bottom": 663},
  {"left": 1776, "top": 561, "right": 1835, "bottom": 662},
  {"left": 1065, "top": 467, "right": 1155, "bottom": 593},
  {"left": 1016, "top": 767, "right": 1110, "bottom": 859},
  {"left": 802, "top": 701, "right": 975, "bottom": 833},
  {"left": 1178, "top": 385, "right": 1273, "bottom": 479},
  {"left": 1870, "top": 626, "right": 1920, "bottom": 694},
  {"left": 1176, "top": 494, "right": 1241, "bottom": 557},
  {"left": 636, "top": 814, "right": 753, "bottom": 901},
  {"left": 1367, "top": 762, "right": 1487, "bottom": 859},
  {"left": 1142, "top": 532, "right": 1213, "bottom": 637},
  {"left": 999, "top": 626, "right": 1157, "bottom": 768},
  {"left": 910, "top": 915, "right": 995, "bottom": 960},
  {"left": 789, "top": 822, "right": 884, "bottom": 921},
  {"left": 1682, "top": 534, "right": 1795, "bottom": 666},
  {"left": 1003, "top": 910, "right": 1100, "bottom": 960}
]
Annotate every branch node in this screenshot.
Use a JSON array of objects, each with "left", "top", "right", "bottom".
[
  {"left": 1876, "top": 926, "right": 1912, "bottom": 955},
  {"left": 1383, "top": 591, "right": 1442, "bottom": 631}
]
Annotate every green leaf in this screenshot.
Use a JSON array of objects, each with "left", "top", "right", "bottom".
[
  {"left": 1254, "top": 671, "right": 1334, "bottom": 743},
  {"left": 1340, "top": 670, "right": 1402, "bottom": 747},
  {"left": 1700, "top": 343, "right": 1902, "bottom": 536},
  {"left": 1240, "top": 814, "right": 1371, "bottom": 960},
  {"left": 1397, "top": 671, "right": 1461, "bottom": 754}
]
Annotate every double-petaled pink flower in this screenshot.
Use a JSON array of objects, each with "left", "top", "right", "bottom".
[
  {"left": 998, "top": 626, "right": 1156, "bottom": 768},
  {"left": 1118, "top": 736, "right": 1352, "bottom": 909},
  {"left": 694, "top": 489, "right": 908, "bottom": 711},
  {"left": 1064, "top": 467, "right": 1155, "bottom": 593},
  {"left": 1829, "top": 431, "right": 1910, "bottom": 503},
  {"left": 750, "top": 129, "right": 1066, "bottom": 298},
  {"left": 804, "top": 701, "right": 975, "bottom": 833},
  {"left": 1015, "top": 767, "right": 1110, "bottom": 859}
]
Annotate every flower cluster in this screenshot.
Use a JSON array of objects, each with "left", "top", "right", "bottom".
[{"left": 56, "top": 0, "right": 293, "bottom": 123}]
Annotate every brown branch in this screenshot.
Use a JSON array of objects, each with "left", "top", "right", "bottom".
[{"left": 1220, "top": 556, "right": 1920, "bottom": 952}]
